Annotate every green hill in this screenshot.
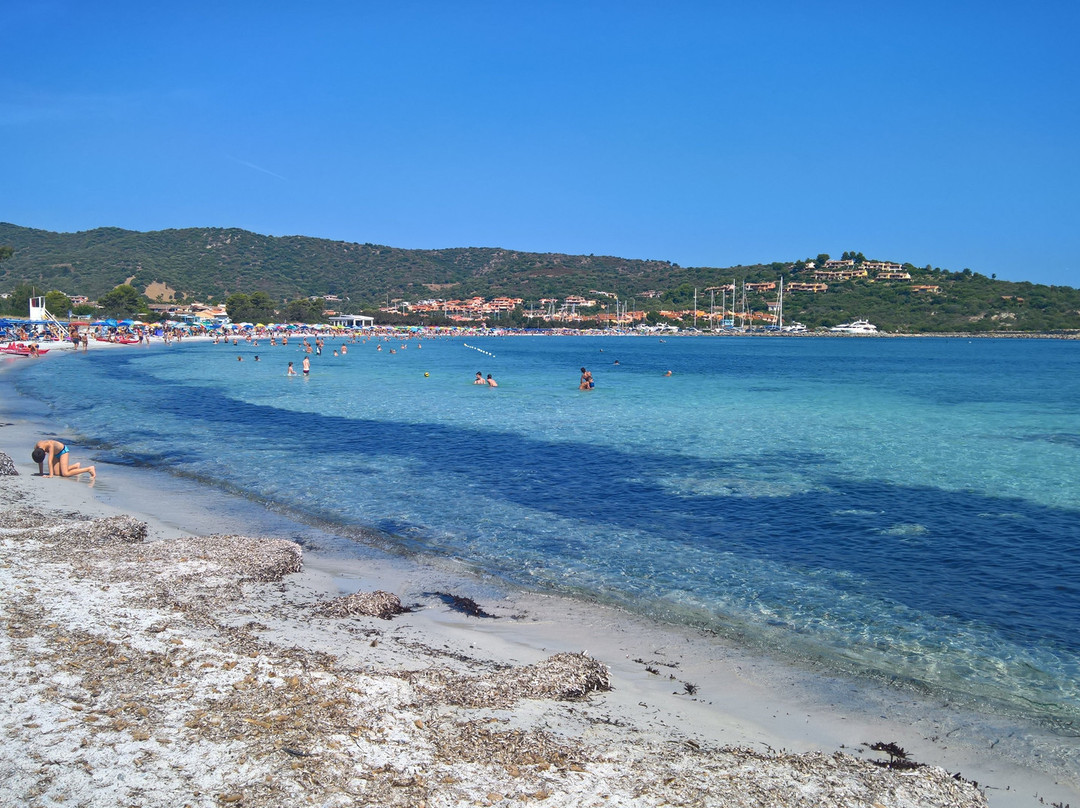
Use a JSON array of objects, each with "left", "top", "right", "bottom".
[{"left": 1, "top": 222, "right": 1078, "bottom": 332}]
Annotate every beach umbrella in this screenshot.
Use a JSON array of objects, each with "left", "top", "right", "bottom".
[{"left": 105, "top": 319, "right": 119, "bottom": 327}]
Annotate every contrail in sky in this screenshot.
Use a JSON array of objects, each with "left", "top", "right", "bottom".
[{"left": 227, "top": 156, "right": 287, "bottom": 181}]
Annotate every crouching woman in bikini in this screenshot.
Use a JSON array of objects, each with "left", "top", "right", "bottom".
[{"left": 31, "top": 439, "right": 96, "bottom": 479}]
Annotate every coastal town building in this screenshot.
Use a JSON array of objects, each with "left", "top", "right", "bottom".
[
  {"left": 328, "top": 314, "right": 375, "bottom": 327},
  {"left": 814, "top": 267, "right": 869, "bottom": 281}
]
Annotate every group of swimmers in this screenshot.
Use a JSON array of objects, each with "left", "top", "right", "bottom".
[
  {"left": 473, "top": 371, "right": 497, "bottom": 387},
  {"left": 286, "top": 356, "right": 312, "bottom": 376}
]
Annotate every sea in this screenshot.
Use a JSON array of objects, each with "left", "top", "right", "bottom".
[{"left": 7, "top": 333, "right": 1080, "bottom": 782}]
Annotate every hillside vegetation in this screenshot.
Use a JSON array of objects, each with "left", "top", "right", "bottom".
[{"left": 1, "top": 222, "right": 1079, "bottom": 332}]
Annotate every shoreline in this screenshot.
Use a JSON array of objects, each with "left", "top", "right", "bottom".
[{"left": 1, "top": 349, "right": 1077, "bottom": 806}]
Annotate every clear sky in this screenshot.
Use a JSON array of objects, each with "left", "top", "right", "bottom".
[{"left": 3, "top": 1, "right": 1077, "bottom": 286}]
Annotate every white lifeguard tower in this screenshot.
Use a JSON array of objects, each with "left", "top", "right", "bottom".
[{"left": 29, "top": 296, "right": 69, "bottom": 341}]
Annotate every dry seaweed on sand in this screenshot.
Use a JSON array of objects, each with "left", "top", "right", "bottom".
[
  {"left": 405, "top": 651, "right": 612, "bottom": 708},
  {"left": 0, "top": 499, "right": 990, "bottom": 808},
  {"left": 160, "top": 534, "right": 304, "bottom": 582},
  {"left": 0, "top": 450, "right": 18, "bottom": 476},
  {"left": 0, "top": 505, "right": 51, "bottom": 530},
  {"left": 315, "top": 589, "right": 410, "bottom": 619},
  {"left": 55, "top": 513, "right": 149, "bottom": 546}
]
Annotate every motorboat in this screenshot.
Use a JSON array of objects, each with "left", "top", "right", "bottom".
[{"left": 829, "top": 319, "right": 879, "bottom": 334}]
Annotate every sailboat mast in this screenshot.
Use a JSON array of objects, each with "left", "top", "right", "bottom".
[{"left": 778, "top": 277, "right": 784, "bottom": 331}]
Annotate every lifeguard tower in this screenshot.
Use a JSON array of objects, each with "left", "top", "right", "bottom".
[{"left": 29, "top": 296, "right": 70, "bottom": 341}]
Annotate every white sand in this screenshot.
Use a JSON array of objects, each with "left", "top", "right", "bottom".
[{"left": 0, "top": 349, "right": 1076, "bottom": 807}]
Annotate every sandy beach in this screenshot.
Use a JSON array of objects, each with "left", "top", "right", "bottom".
[{"left": 1, "top": 344, "right": 1075, "bottom": 807}]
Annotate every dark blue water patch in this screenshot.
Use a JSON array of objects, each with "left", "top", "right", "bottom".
[{"left": 1024, "top": 433, "right": 1080, "bottom": 449}]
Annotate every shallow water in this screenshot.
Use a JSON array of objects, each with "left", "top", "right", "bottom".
[{"left": 12, "top": 335, "right": 1080, "bottom": 737}]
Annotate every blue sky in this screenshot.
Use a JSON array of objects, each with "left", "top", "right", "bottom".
[{"left": 2, "top": 1, "right": 1077, "bottom": 286}]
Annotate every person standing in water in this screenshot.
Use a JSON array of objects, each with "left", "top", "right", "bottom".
[{"left": 579, "top": 367, "right": 594, "bottom": 390}]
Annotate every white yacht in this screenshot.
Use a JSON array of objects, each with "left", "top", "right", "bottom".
[{"left": 829, "top": 319, "right": 879, "bottom": 334}]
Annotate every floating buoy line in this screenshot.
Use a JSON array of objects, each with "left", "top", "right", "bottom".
[{"left": 463, "top": 342, "right": 495, "bottom": 358}]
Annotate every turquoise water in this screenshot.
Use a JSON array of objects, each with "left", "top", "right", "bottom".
[{"left": 12, "top": 334, "right": 1080, "bottom": 733}]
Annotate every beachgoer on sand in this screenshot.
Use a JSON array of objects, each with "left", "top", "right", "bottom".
[{"left": 31, "top": 439, "right": 96, "bottom": 479}]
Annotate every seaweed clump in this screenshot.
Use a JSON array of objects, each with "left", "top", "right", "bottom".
[
  {"left": 425, "top": 591, "right": 498, "bottom": 618},
  {"left": 315, "top": 589, "right": 409, "bottom": 620},
  {"left": 0, "top": 450, "right": 18, "bottom": 476},
  {"left": 407, "top": 651, "right": 612, "bottom": 708},
  {"left": 868, "top": 741, "right": 923, "bottom": 771}
]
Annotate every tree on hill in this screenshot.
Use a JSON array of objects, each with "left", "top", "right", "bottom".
[
  {"left": 225, "top": 292, "right": 277, "bottom": 324},
  {"left": 96, "top": 284, "right": 144, "bottom": 318},
  {"left": 282, "top": 297, "right": 326, "bottom": 323},
  {"left": 44, "top": 290, "right": 73, "bottom": 317},
  {"left": 2, "top": 282, "right": 36, "bottom": 317}
]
